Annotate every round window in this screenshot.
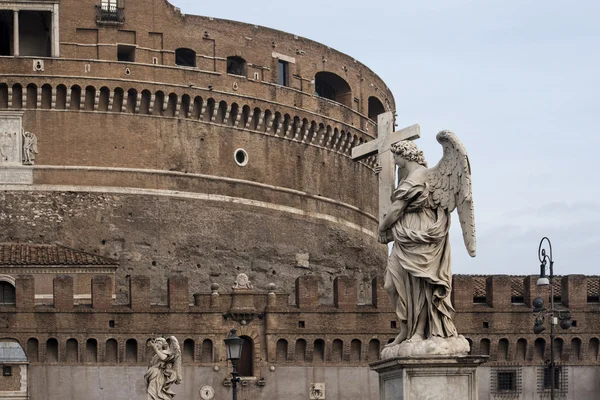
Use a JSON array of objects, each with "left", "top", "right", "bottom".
[{"left": 234, "top": 148, "right": 248, "bottom": 166}]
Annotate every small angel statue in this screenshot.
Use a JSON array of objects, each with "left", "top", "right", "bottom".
[
  {"left": 22, "top": 131, "right": 38, "bottom": 165},
  {"left": 144, "top": 336, "right": 182, "bottom": 400},
  {"left": 378, "top": 131, "right": 475, "bottom": 358}
]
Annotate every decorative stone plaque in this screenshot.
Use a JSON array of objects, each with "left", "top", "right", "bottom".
[
  {"left": 0, "top": 112, "right": 34, "bottom": 185},
  {"left": 309, "top": 383, "right": 325, "bottom": 400}
]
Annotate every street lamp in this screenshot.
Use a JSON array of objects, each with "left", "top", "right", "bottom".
[
  {"left": 534, "top": 237, "right": 571, "bottom": 400},
  {"left": 224, "top": 328, "right": 244, "bottom": 400}
]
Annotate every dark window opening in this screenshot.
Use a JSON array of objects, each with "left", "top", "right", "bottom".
[
  {"left": 298, "top": 321, "right": 305, "bottom": 328},
  {"left": 227, "top": 56, "right": 247, "bottom": 77},
  {"left": 175, "top": 48, "right": 196, "bottom": 67},
  {"left": 498, "top": 371, "right": 516, "bottom": 391},
  {"left": 19, "top": 10, "right": 52, "bottom": 57},
  {"left": 390, "top": 321, "right": 397, "bottom": 329},
  {"left": 473, "top": 296, "right": 487, "bottom": 304},
  {"left": 0, "top": 282, "right": 15, "bottom": 305},
  {"left": 483, "top": 321, "right": 489, "bottom": 329},
  {"left": 2, "top": 366, "right": 11, "bottom": 376},
  {"left": 238, "top": 336, "right": 253, "bottom": 377},
  {"left": 117, "top": 44, "right": 135, "bottom": 62},
  {"left": 587, "top": 295, "right": 600, "bottom": 303},
  {"left": 571, "top": 320, "right": 577, "bottom": 327},
  {"left": 278, "top": 60, "right": 289, "bottom": 86},
  {"left": 314, "top": 71, "right": 352, "bottom": 107},
  {"left": 0, "top": 11, "right": 13, "bottom": 56},
  {"left": 368, "top": 96, "right": 385, "bottom": 122},
  {"left": 553, "top": 295, "right": 562, "bottom": 304},
  {"left": 511, "top": 296, "right": 525, "bottom": 304},
  {"left": 109, "top": 320, "right": 115, "bottom": 328}
]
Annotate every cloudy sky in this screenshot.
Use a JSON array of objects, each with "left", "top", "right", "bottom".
[{"left": 170, "top": 0, "right": 600, "bottom": 276}]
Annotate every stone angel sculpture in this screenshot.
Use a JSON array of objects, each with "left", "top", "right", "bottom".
[
  {"left": 378, "top": 131, "right": 475, "bottom": 358},
  {"left": 22, "top": 130, "right": 38, "bottom": 165},
  {"left": 144, "top": 336, "right": 182, "bottom": 400}
]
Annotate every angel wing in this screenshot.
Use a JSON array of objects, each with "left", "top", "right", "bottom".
[
  {"left": 427, "top": 130, "right": 476, "bottom": 257},
  {"left": 168, "top": 336, "right": 183, "bottom": 385}
]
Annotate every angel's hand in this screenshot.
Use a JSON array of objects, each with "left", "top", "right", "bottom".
[
  {"left": 377, "top": 231, "right": 388, "bottom": 244},
  {"left": 374, "top": 164, "right": 382, "bottom": 174}
]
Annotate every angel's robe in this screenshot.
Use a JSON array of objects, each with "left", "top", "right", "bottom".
[
  {"left": 144, "top": 349, "right": 178, "bottom": 400},
  {"left": 386, "top": 170, "right": 459, "bottom": 339}
]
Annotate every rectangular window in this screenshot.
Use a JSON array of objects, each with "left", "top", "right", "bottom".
[
  {"left": 2, "top": 366, "right": 11, "bottom": 376},
  {"left": 278, "top": 60, "right": 289, "bottom": 86},
  {"left": 117, "top": 44, "right": 135, "bottom": 62},
  {"left": 491, "top": 367, "right": 522, "bottom": 396},
  {"left": 538, "top": 365, "right": 568, "bottom": 396},
  {"left": 497, "top": 371, "right": 516, "bottom": 391},
  {"left": 101, "top": 0, "right": 118, "bottom": 9}
]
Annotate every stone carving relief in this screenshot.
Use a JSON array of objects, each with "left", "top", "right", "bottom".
[
  {"left": 232, "top": 273, "right": 253, "bottom": 290},
  {"left": 309, "top": 383, "right": 326, "bottom": 400},
  {"left": 145, "top": 336, "right": 182, "bottom": 400},
  {"left": 0, "top": 112, "right": 36, "bottom": 185}
]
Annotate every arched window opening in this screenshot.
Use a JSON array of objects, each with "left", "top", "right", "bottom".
[
  {"left": 368, "top": 339, "right": 380, "bottom": 361},
  {"left": 252, "top": 107, "right": 261, "bottom": 130},
  {"left": 313, "top": 339, "right": 325, "bottom": 362},
  {"left": 201, "top": 339, "right": 213, "bottom": 363},
  {"left": 66, "top": 338, "right": 78, "bottom": 363},
  {"left": 480, "top": 338, "right": 490, "bottom": 356},
  {"left": 229, "top": 103, "right": 239, "bottom": 126},
  {"left": 368, "top": 96, "right": 385, "bottom": 122},
  {"left": 192, "top": 96, "right": 203, "bottom": 120},
  {"left": 12, "top": 84, "right": 22, "bottom": 109},
  {"left": 0, "top": 282, "right": 15, "bottom": 305},
  {"left": 315, "top": 71, "right": 352, "bottom": 107},
  {"left": 238, "top": 336, "right": 253, "bottom": 377},
  {"left": 105, "top": 339, "right": 118, "bottom": 363},
  {"left": 590, "top": 338, "right": 600, "bottom": 361},
  {"left": 98, "top": 87, "right": 110, "bottom": 112},
  {"left": 126, "top": 89, "right": 137, "bottom": 113},
  {"left": 153, "top": 91, "right": 164, "bottom": 116},
  {"left": 571, "top": 338, "right": 582, "bottom": 361},
  {"left": 112, "top": 88, "right": 124, "bottom": 113},
  {"left": 0, "top": 84, "right": 8, "bottom": 109},
  {"left": 139, "top": 90, "right": 151, "bottom": 114},
  {"left": 46, "top": 338, "right": 58, "bottom": 363},
  {"left": 85, "top": 339, "right": 97, "bottom": 363},
  {"left": 27, "top": 338, "right": 39, "bottom": 362},
  {"left": 350, "top": 339, "right": 361, "bottom": 362},
  {"left": 125, "top": 339, "right": 137, "bottom": 363},
  {"left": 165, "top": 93, "right": 177, "bottom": 117},
  {"left": 41, "top": 84, "right": 52, "bottom": 109},
  {"left": 498, "top": 338, "right": 509, "bottom": 361},
  {"left": 554, "top": 338, "right": 564, "bottom": 361},
  {"left": 183, "top": 339, "right": 194, "bottom": 363},
  {"left": 84, "top": 86, "right": 96, "bottom": 111},
  {"left": 180, "top": 94, "right": 191, "bottom": 118},
  {"left": 294, "top": 339, "right": 306, "bottom": 362},
  {"left": 276, "top": 339, "right": 288, "bottom": 362},
  {"left": 55, "top": 85, "right": 67, "bottom": 110},
  {"left": 217, "top": 100, "right": 227, "bottom": 124},
  {"left": 516, "top": 338, "right": 527, "bottom": 362},
  {"left": 534, "top": 338, "right": 546, "bottom": 361},
  {"left": 175, "top": 48, "right": 196, "bottom": 67},
  {"left": 227, "top": 56, "right": 247, "bottom": 77},
  {"left": 26, "top": 84, "right": 37, "bottom": 109},
  {"left": 70, "top": 85, "right": 81, "bottom": 111},
  {"left": 206, "top": 98, "right": 216, "bottom": 122},
  {"left": 331, "top": 339, "right": 343, "bottom": 362}
]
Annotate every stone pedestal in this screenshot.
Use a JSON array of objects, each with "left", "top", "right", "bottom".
[{"left": 370, "top": 356, "right": 488, "bottom": 400}]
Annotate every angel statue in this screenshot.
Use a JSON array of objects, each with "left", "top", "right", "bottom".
[
  {"left": 144, "top": 336, "right": 182, "bottom": 400},
  {"left": 378, "top": 131, "right": 475, "bottom": 359},
  {"left": 22, "top": 131, "right": 38, "bottom": 165}
]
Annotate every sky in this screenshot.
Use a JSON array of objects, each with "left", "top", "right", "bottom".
[{"left": 169, "top": 0, "right": 600, "bottom": 276}]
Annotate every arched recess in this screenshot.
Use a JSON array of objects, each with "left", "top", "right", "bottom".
[
  {"left": 498, "top": 338, "right": 509, "bottom": 361},
  {"left": 85, "top": 339, "right": 97, "bottom": 363},
  {"left": 183, "top": 339, "right": 194, "bottom": 363},
  {"left": 571, "top": 338, "right": 582, "bottom": 361},
  {"left": 227, "top": 56, "right": 247, "bottom": 77},
  {"left": 534, "top": 338, "right": 546, "bottom": 361},
  {"left": 98, "top": 87, "right": 110, "bottom": 112},
  {"left": 55, "top": 84, "right": 67, "bottom": 110},
  {"left": 70, "top": 85, "right": 81, "bottom": 111},
  {"left": 331, "top": 339, "right": 343, "bottom": 362},
  {"left": 201, "top": 339, "right": 213, "bottom": 363},
  {"left": 105, "top": 339, "right": 118, "bottom": 363},
  {"left": 66, "top": 338, "right": 79, "bottom": 363},
  {"left": 276, "top": 339, "right": 288, "bottom": 362},
  {"left": 175, "top": 48, "right": 196, "bottom": 67},
  {"left": 84, "top": 86, "right": 96, "bottom": 111},
  {"left": 294, "top": 339, "right": 306, "bottom": 362},
  {"left": 516, "top": 338, "right": 527, "bottom": 362},
  {"left": 480, "top": 338, "right": 490, "bottom": 356},
  {"left": 12, "top": 84, "right": 22, "bottom": 108},
  {"left": 125, "top": 339, "right": 137, "bottom": 363},
  {"left": 126, "top": 89, "right": 137, "bottom": 113},
  {"left": 315, "top": 71, "right": 352, "bottom": 107},
  {"left": 368, "top": 96, "right": 385, "bottom": 122},
  {"left": 238, "top": 335, "right": 254, "bottom": 377},
  {"left": 46, "top": 338, "right": 58, "bottom": 362},
  {"left": 313, "top": 339, "right": 325, "bottom": 362},
  {"left": 26, "top": 338, "right": 39, "bottom": 362},
  {"left": 26, "top": 84, "right": 37, "bottom": 109},
  {"left": 350, "top": 339, "right": 362, "bottom": 362},
  {"left": 368, "top": 339, "right": 380, "bottom": 361},
  {"left": 0, "top": 83, "right": 8, "bottom": 108},
  {"left": 0, "top": 280, "right": 15, "bottom": 305},
  {"left": 589, "top": 338, "right": 599, "bottom": 361},
  {"left": 554, "top": 337, "right": 564, "bottom": 361},
  {"left": 41, "top": 84, "right": 52, "bottom": 109}
]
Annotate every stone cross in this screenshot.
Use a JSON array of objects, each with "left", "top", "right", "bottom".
[{"left": 351, "top": 111, "right": 420, "bottom": 221}]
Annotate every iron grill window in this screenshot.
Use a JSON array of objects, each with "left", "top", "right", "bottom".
[
  {"left": 491, "top": 367, "right": 522, "bottom": 397},
  {"left": 537, "top": 365, "right": 568, "bottom": 397}
]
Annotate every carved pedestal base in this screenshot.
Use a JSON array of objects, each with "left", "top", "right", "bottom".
[
  {"left": 381, "top": 336, "right": 470, "bottom": 359},
  {"left": 370, "top": 356, "right": 487, "bottom": 400}
]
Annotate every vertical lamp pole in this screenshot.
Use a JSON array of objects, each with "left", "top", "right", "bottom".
[
  {"left": 537, "top": 237, "right": 555, "bottom": 400},
  {"left": 224, "top": 328, "right": 244, "bottom": 400}
]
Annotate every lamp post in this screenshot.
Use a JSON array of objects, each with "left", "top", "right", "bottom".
[
  {"left": 534, "top": 237, "right": 571, "bottom": 400},
  {"left": 224, "top": 328, "right": 244, "bottom": 400}
]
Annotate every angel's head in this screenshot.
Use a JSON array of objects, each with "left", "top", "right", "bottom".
[
  {"left": 154, "top": 337, "right": 168, "bottom": 350},
  {"left": 390, "top": 140, "right": 428, "bottom": 168}
]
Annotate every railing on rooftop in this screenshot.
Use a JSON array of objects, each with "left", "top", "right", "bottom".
[{"left": 95, "top": 5, "right": 125, "bottom": 25}]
